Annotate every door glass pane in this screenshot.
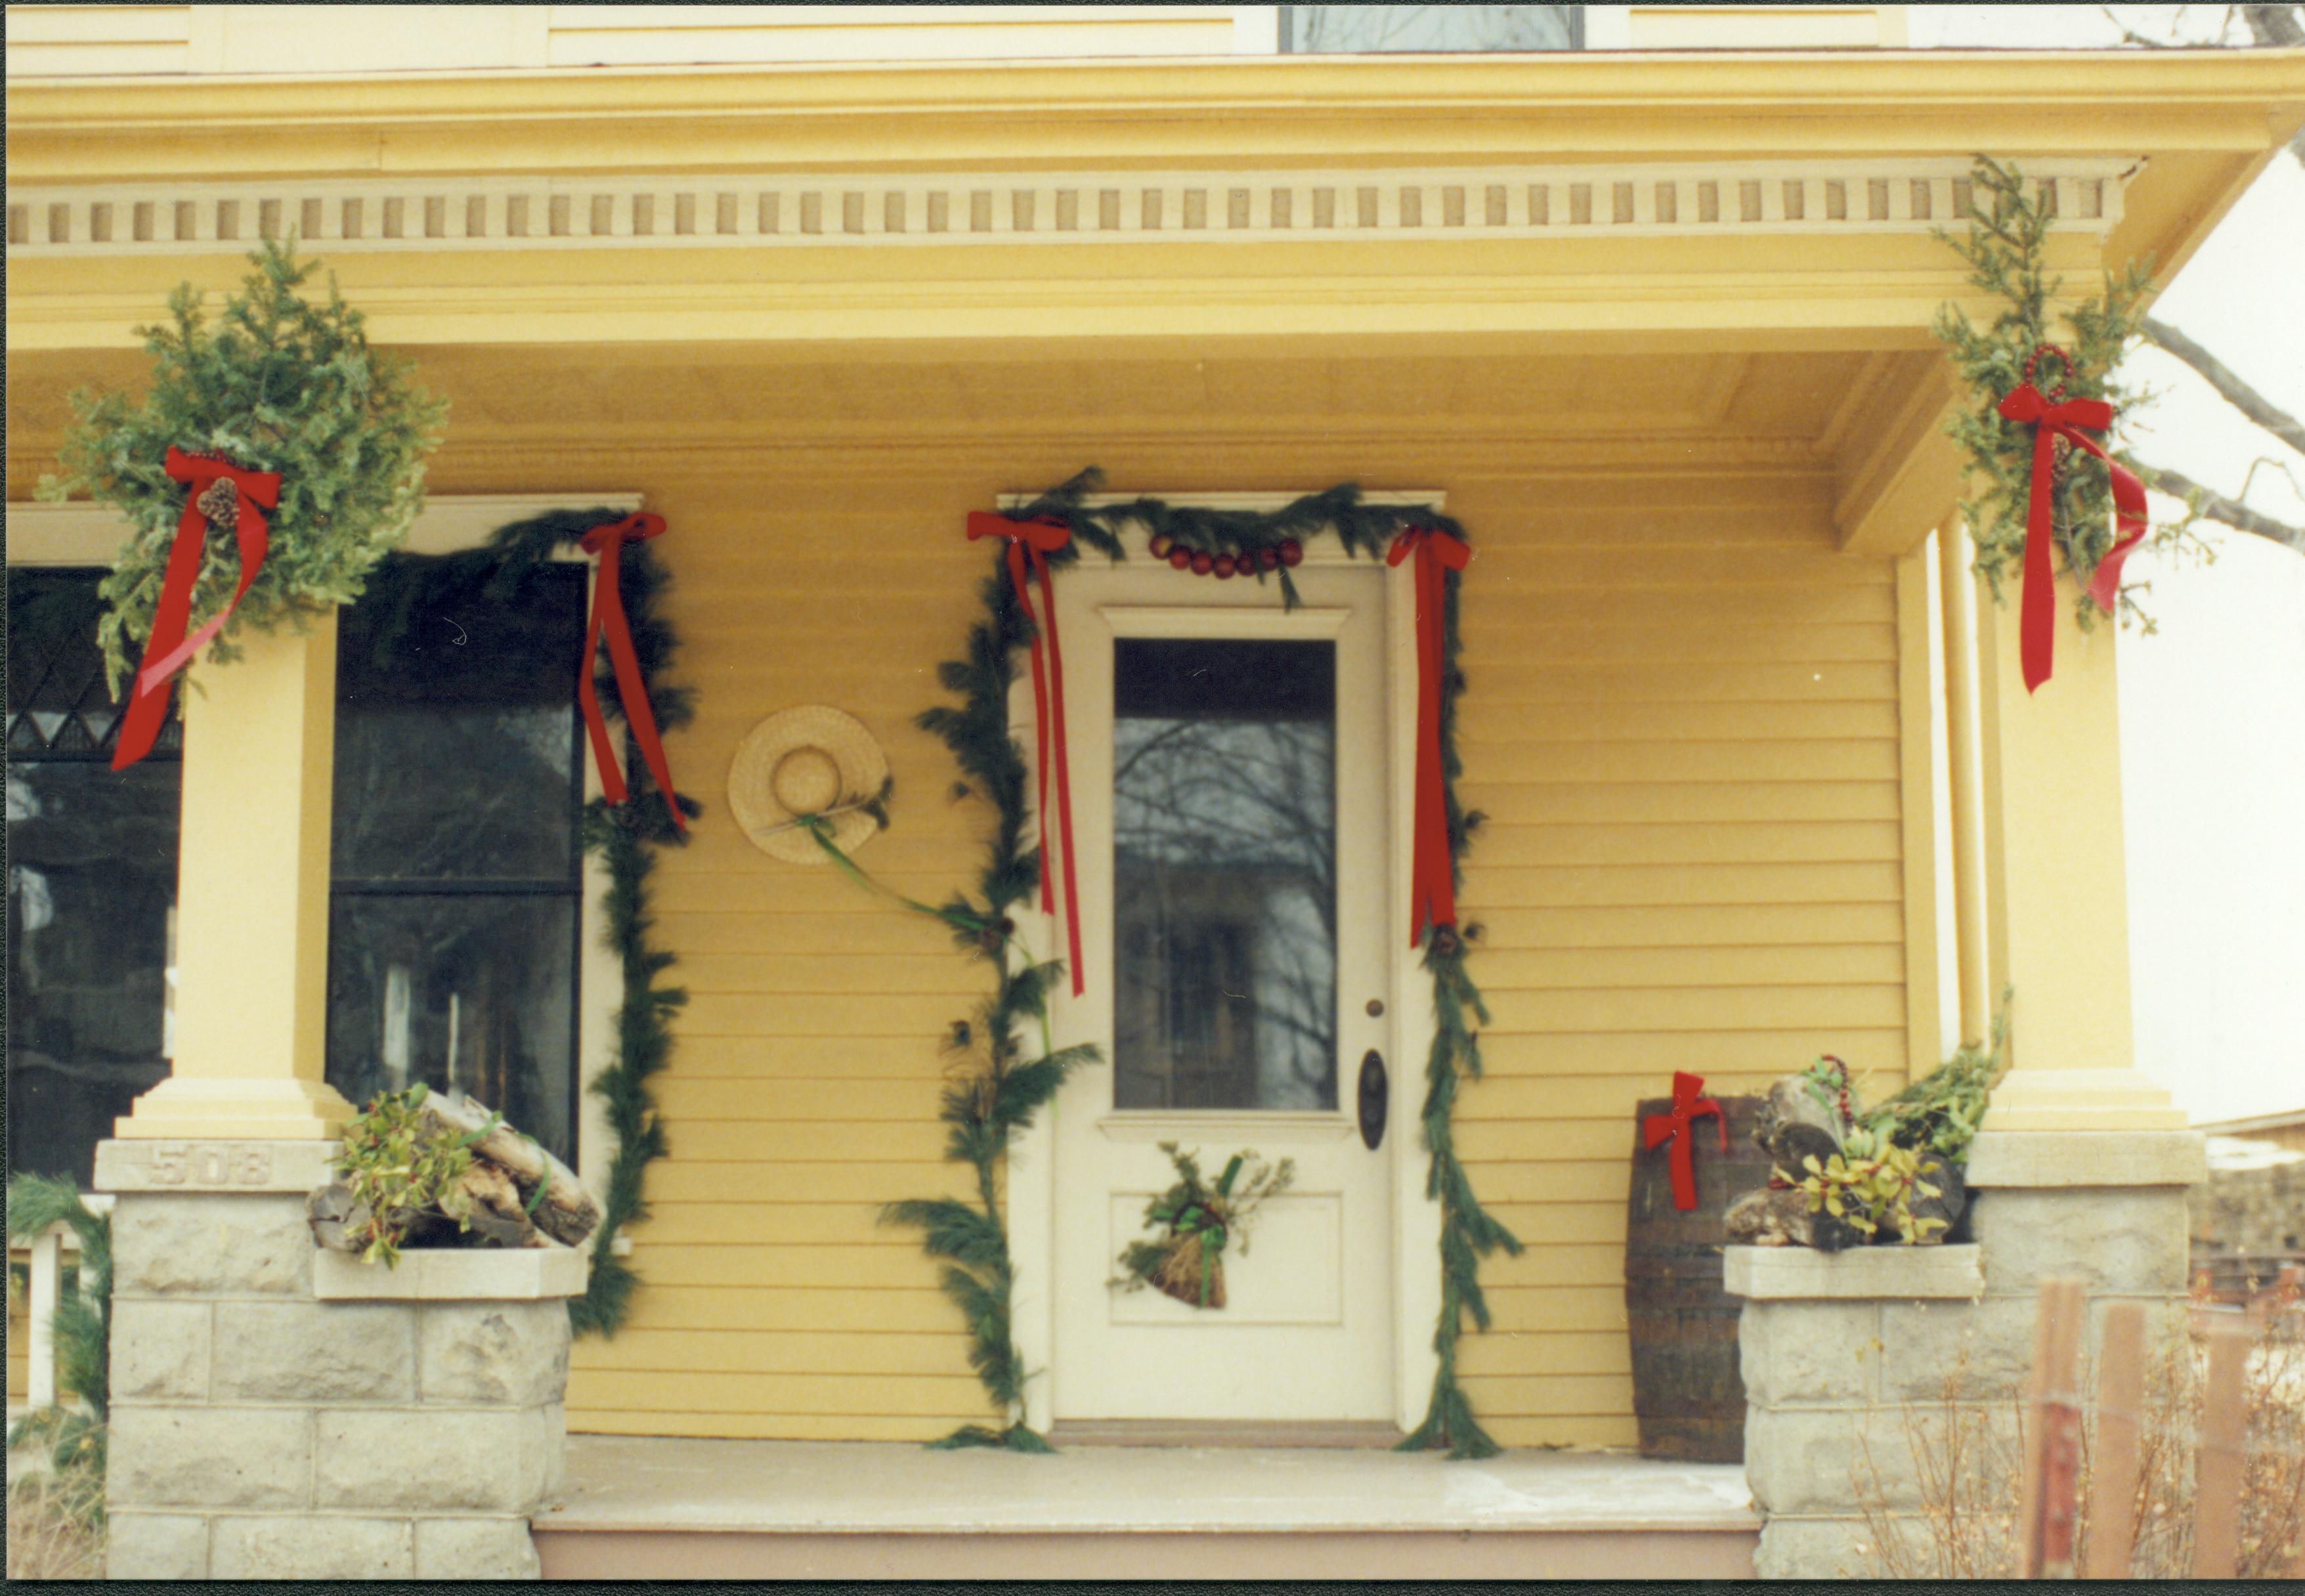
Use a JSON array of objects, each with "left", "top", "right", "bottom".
[
  {"left": 326, "top": 894, "right": 577, "bottom": 1165},
  {"left": 6, "top": 762, "right": 179, "bottom": 1184},
  {"left": 1112, "top": 638, "right": 1337, "bottom": 1111}
]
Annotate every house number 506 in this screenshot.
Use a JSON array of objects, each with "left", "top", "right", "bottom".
[{"left": 147, "top": 1144, "right": 274, "bottom": 1186}]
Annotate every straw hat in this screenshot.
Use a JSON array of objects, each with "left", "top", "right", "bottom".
[{"left": 729, "top": 705, "right": 890, "bottom": 865}]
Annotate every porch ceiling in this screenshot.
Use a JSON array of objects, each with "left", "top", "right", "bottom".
[{"left": 5, "top": 336, "right": 1941, "bottom": 549}]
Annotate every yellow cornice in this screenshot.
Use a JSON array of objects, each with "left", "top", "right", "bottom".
[{"left": 9, "top": 51, "right": 2302, "bottom": 183}]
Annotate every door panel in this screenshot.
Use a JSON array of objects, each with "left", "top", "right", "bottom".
[{"left": 1050, "top": 561, "right": 1394, "bottom": 1423}]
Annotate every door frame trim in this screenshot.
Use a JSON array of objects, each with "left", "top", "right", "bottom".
[{"left": 1004, "top": 498, "right": 1445, "bottom": 1434}]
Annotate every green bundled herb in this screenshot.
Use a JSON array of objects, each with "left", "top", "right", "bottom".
[
  {"left": 1115, "top": 1143, "right": 1296, "bottom": 1310},
  {"left": 332, "top": 1084, "right": 490, "bottom": 1268},
  {"left": 37, "top": 240, "right": 446, "bottom": 696}
]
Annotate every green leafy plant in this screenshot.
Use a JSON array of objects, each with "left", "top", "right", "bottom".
[
  {"left": 1790, "top": 1142, "right": 1947, "bottom": 1246},
  {"left": 5, "top": 1176, "right": 112, "bottom": 1484},
  {"left": 1933, "top": 156, "right": 2170, "bottom": 627},
  {"left": 1114, "top": 1143, "right": 1297, "bottom": 1310},
  {"left": 332, "top": 1083, "right": 489, "bottom": 1267},
  {"left": 1859, "top": 1006, "right": 2012, "bottom": 1165},
  {"left": 37, "top": 238, "right": 447, "bottom": 696}
]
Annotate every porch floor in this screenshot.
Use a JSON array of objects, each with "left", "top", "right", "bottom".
[{"left": 533, "top": 1434, "right": 1759, "bottom": 1580}]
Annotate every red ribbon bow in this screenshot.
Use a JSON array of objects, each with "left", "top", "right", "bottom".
[
  {"left": 1387, "top": 525, "right": 1473, "bottom": 949},
  {"left": 967, "top": 511, "right": 1084, "bottom": 997},
  {"left": 578, "top": 513, "right": 685, "bottom": 834},
  {"left": 1995, "top": 379, "right": 2149, "bottom": 695},
  {"left": 1642, "top": 1070, "right": 1727, "bottom": 1212},
  {"left": 111, "top": 446, "right": 281, "bottom": 771}
]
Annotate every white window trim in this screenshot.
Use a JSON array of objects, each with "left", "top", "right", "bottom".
[{"left": 7, "top": 493, "right": 642, "bottom": 1213}]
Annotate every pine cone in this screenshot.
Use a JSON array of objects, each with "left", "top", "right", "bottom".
[{"left": 197, "top": 477, "right": 240, "bottom": 528}]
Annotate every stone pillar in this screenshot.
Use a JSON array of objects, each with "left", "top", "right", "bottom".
[
  {"left": 113, "top": 616, "right": 355, "bottom": 1140},
  {"left": 98, "top": 1140, "right": 581, "bottom": 1582}
]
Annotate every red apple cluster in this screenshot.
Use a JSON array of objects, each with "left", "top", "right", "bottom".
[{"left": 1146, "top": 533, "right": 1304, "bottom": 580}]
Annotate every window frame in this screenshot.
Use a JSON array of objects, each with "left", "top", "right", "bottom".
[{"left": 4, "top": 495, "right": 641, "bottom": 1197}]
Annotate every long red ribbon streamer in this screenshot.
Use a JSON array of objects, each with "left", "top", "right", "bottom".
[
  {"left": 112, "top": 446, "right": 281, "bottom": 771},
  {"left": 1996, "top": 383, "right": 2149, "bottom": 694},
  {"left": 578, "top": 513, "right": 685, "bottom": 834},
  {"left": 1387, "top": 526, "right": 1472, "bottom": 949},
  {"left": 1641, "top": 1069, "right": 1728, "bottom": 1212},
  {"left": 966, "top": 511, "right": 1084, "bottom": 997}
]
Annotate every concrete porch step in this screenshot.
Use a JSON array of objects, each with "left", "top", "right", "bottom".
[{"left": 532, "top": 1434, "right": 1759, "bottom": 1580}]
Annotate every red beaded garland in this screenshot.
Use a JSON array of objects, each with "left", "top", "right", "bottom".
[
  {"left": 1212, "top": 553, "right": 1236, "bottom": 579},
  {"left": 1148, "top": 533, "right": 1174, "bottom": 559},
  {"left": 1190, "top": 551, "right": 1214, "bottom": 576},
  {"left": 1168, "top": 547, "right": 1194, "bottom": 571},
  {"left": 1278, "top": 539, "right": 1304, "bottom": 569},
  {"left": 1257, "top": 546, "right": 1282, "bottom": 572}
]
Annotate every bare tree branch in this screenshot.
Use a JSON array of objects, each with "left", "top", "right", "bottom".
[
  {"left": 2136, "top": 459, "right": 2305, "bottom": 553},
  {"left": 2141, "top": 315, "right": 2305, "bottom": 455}
]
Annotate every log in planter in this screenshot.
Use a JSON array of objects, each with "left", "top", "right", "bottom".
[{"left": 1624, "top": 1094, "right": 1769, "bottom": 1463}]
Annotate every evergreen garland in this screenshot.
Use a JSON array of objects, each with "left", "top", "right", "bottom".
[
  {"left": 881, "top": 469, "right": 1518, "bottom": 1454},
  {"left": 5, "top": 1175, "right": 112, "bottom": 1482},
  {"left": 35, "top": 240, "right": 448, "bottom": 697},
  {"left": 1933, "top": 157, "right": 2162, "bottom": 626},
  {"left": 356, "top": 507, "right": 697, "bottom": 1338}
]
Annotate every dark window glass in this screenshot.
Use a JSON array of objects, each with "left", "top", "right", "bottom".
[
  {"left": 1112, "top": 638, "right": 1337, "bottom": 1111},
  {"left": 1281, "top": 5, "right": 1581, "bottom": 53},
  {"left": 328, "top": 561, "right": 588, "bottom": 1167},
  {"left": 7, "top": 571, "right": 181, "bottom": 1185}
]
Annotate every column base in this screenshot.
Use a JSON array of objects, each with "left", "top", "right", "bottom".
[
  {"left": 1975, "top": 1067, "right": 2189, "bottom": 1134},
  {"left": 1965, "top": 1128, "right": 2205, "bottom": 1188},
  {"left": 113, "top": 1075, "right": 355, "bottom": 1142}
]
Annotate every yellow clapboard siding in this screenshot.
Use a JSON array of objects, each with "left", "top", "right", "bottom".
[
  {"left": 1478, "top": 983, "right": 1905, "bottom": 1035},
  {"left": 622, "top": 1245, "right": 955, "bottom": 1290},
  {"left": 657, "top": 1038, "right": 949, "bottom": 1080},
  {"left": 1480, "top": 1287, "right": 1633, "bottom": 1333},
  {"left": 628, "top": 1203, "right": 922, "bottom": 1246},
  {"left": 678, "top": 993, "right": 978, "bottom": 1038},
  {"left": 1459, "top": 1375, "right": 1637, "bottom": 1416},
  {"left": 1461, "top": 861, "right": 1903, "bottom": 907},
  {"left": 1456, "top": 781, "right": 1901, "bottom": 824},
  {"left": 1474, "top": 1203, "right": 1630, "bottom": 1247},
  {"left": 653, "top": 1079, "right": 955, "bottom": 1124},
  {"left": 1456, "top": 1330, "right": 1632, "bottom": 1377},
  {"left": 1473, "top": 1028, "right": 1908, "bottom": 1078},
  {"left": 1456, "top": 701, "right": 1899, "bottom": 742},
  {"left": 567, "top": 1368, "right": 989, "bottom": 1418},
  {"left": 1468, "top": 943, "right": 1906, "bottom": 989},
  {"left": 649, "top": 1121, "right": 959, "bottom": 1164},
  {"left": 1463, "top": 622, "right": 1896, "bottom": 666},
  {"left": 655, "top": 912, "right": 982, "bottom": 958},
  {"left": 678, "top": 953, "right": 991, "bottom": 997},
  {"left": 568, "top": 1410, "right": 974, "bottom": 1442},
  {"left": 1467, "top": 902, "right": 1905, "bottom": 949},
  {"left": 1485, "top": 1245, "right": 1641, "bottom": 1290},
  {"left": 1461, "top": 741, "right": 1897, "bottom": 785},
  {"left": 1467, "top": 583, "right": 1898, "bottom": 626},
  {"left": 1448, "top": 1161, "right": 1631, "bottom": 1205},
  {"left": 572, "top": 1328, "right": 972, "bottom": 1377},
  {"left": 1471, "top": 546, "right": 1886, "bottom": 585},
  {"left": 1469, "top": 821, "right": 1901, "bottom": 867},
  {"left": 645, "top": 1161, "right": 981, "bottom": 1205},
  {"left": 571, "top": 1286, "right": 959, "bottom": 1334},
  {"left": 1461, "top": 661, "right": 1898, "bottom": 703}
]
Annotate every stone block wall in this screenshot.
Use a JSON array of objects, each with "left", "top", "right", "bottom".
[
  {"left": 103, "top": 1182, "right": 574, "bottom": 1581},
  {"left": 1731, "top": 1167, "right": 2197, "bottom": 1580}
]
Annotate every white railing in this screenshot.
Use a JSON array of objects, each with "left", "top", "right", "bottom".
[{"left": 20, "top": 1194, "right": 113, "bottom": 1413}]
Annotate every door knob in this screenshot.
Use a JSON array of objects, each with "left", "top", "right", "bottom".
[{"left": 1357, "top": 1049, "right": 1388, "bottom": 1150}]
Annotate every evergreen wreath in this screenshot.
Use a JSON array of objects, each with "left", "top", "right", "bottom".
[
  {"left": 875, "top": 469, "right": 1519, "bottom": 1455},
  {"left": 355, "top": 507, "right": 698, "bottom": 1338},
  {"left": 1932, "top": 156, "right": 2170, "bottom": 626},
  {"left": 35, "top": 239, "right": 448, "bottom": 698}
]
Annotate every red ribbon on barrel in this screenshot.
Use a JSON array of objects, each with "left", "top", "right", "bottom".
[
  {"left": 111, "top": 447, "right": 280, "bottom": 771},
  {"left": 966, "top": 511, "right": 1084, "bottom": 997},
  {"left": 1642, "top": 1070, "right": 1728, "bottom": 1212},
  {"left": 1996, "top": 349, "right": 2149, "bottom": 694},
  {"left": 578, "top": 513, "right": 685, "bottom": 834},
  {"left": 1387, "top": 525, "right": 1472, "bottom": 949}
]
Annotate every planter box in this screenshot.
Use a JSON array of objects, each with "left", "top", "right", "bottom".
[{"left": 314, "top": 1245, "right": 588, "bottom": 1302}]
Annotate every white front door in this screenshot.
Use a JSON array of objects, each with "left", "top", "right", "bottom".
[{"left": 1046, "top": 551, "right": 1396, "bottom": 1423}]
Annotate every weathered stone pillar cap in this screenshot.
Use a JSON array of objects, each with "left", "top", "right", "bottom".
[
  {"left": 1724, "top": 1243, "right": 1983, "bottom": 1301},
  {"left": 1964, "top": 1129, "right": 2206, "bottom": 1188},
  {"left": 313, "top": 1246, "right": 588, "bottom": 1302}
]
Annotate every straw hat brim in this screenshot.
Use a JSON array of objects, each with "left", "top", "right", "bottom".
[{"left": 729, "top": 705, "right": 890, "bottom": 865}]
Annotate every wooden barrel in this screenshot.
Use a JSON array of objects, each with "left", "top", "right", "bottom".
[{"left": 1624, "top": 1094, "right": 1771, "bottom": 1463}]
